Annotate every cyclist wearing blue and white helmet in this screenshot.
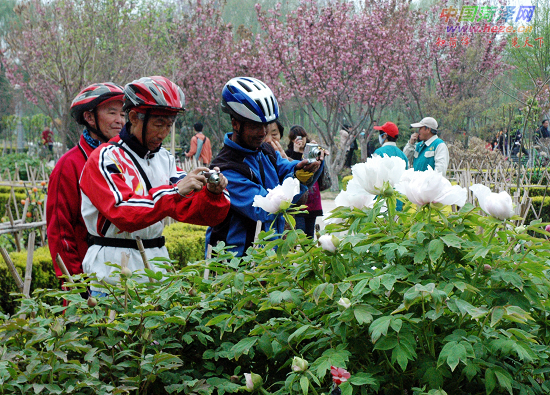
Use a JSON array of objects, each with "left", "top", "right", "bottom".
[{"left": 206, "top": 77, "right": 325, "bottom": 257}]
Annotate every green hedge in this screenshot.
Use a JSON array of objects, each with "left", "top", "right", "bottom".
[
  {"left": 1, "top": 246, "right": 58, "bottom": 315},
  {"left": 1, "top": 223, "right": 207, "bottom": 315},
  {"left": 163, "top": 223, "right": 207, "bottom": 269},
  {"left": 526, "top": 196, "right": 550, "bottom": 224}
]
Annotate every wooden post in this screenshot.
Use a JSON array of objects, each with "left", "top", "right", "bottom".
[
  {"left": 55, "top": 253, "right": 74, "bottom": 283},
  {"left": 6, "top": 200, "right": 21, "bottom": 252},
  {"left": 204, "top": 244, "right": 212, "bottom": 280},
  {"left": 0, "top": 247, "right": 24, "bottom": 293},
  {"left": 135, "top": 236, "right": 156, "bottom": 283},
  {"left": 22, "top": 231, "right": 35, "bottom": 298}
]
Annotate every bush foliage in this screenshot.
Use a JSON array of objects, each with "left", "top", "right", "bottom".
[{"left": 1, "top": 191, "right": 550, "bottom": 395}]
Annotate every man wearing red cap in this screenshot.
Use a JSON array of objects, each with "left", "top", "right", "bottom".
[
  {"left": 79, "top": 76, "right": 230, "bottom": 296},
  {"left": 373, "top": 121, "right": 408, "bottom": 167}
]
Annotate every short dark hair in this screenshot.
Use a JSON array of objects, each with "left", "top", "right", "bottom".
[
  {"left": 194, "top": 122, "right": 203, "bottom": 132},
  {"left": 276, "top": 120, "right": 284, "bottom": 138},
  {"left": 543, "top": 119, "right": 549, "bottom": 124},
  {"left": 386, "top": 135, "right": 398, "bottom": 142}
]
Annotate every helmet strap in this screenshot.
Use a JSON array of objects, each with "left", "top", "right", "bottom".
[
  {"left": 141, "top": 109, "right": 151, "bottom": 150},
  {"left": 87, "top": 110, "right": 109, "bottom": 143}
]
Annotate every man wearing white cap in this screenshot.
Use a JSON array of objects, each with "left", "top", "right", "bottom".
[{"left": 403, "top": 117, "right": 449, "bottom": 175}]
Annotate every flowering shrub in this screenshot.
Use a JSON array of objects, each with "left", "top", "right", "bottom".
[{"left": 1, "top": 168, "right": 550, "bottom": 394}]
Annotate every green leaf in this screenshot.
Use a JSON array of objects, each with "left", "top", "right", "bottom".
[
  {"left": 230, "top": 337, "right": 258, "bottom": 360},
  {"left": 205, "top": 314, "right": 231, "bottom": 327},
  {"left": 300, "top": 375, "right": 309, "bottom": 395},
  {"left": 313, "top": 283, "right": 327, "bottom": 304},
  {"left": 391, "top": 343, "right": 414, "bottom": 371},
  {"left": 485, "top": 368, "right": 497, "bottom": 394},
  {"left": 437, "top": 341, "right": 473, "bottom": 372},
  {"left": 349, "top": 372, "right": 378, "bottom": 387},
  {"left": 380, "top": 274, "right": 397, "bottom": 291},
  {"left": 414, "top": 246, "right": 427, "bottom": 264},
  {"left": 373, "top": 334, "right": 398, "bottom": 351},
  {"left": 369, "top": 316, "right": 392, "bottom": 343},
  {"left": 233, "top": 273, "right": 245, "bottom": 294},
  {"left": 428, "top": 239, "right": 444, "bottom": 262},
  {"left": 441, "top": 234, "right": 462, "bottom": 248},
  {"left": 490, "top": 307, "right": 505, "bottom": 327},
  {"left": 493, "top": 368, "right": 513, "bottom": 394},
  {"left": 369, "top": 277, "right": 380, "bottom": 291},
  {"left": 288, "top": 325, "right": 311, "bottom": 344},
  {"left": 353, "top": 305, "right": 380, "bottom": 325}
]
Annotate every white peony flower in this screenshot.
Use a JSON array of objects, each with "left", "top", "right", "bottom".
[
  {"left": 470, "top": 184, "right": 514, "bottom": 220},
  {"left": 351, "top": 155, "right": 407, "bottom": 195},
  {"left": 318, "top": 234, "right": 337, "bottom": 252},
  {"left": 335, "top": 178, "right": 377, "bottom": 209},
  {"left": 252, "top": 177, "right": 300, "bottom": 214},
  {"left": 396, "top": 167, "right": 467, "bottom": 207},
  {"left": 337, "top": 297, "right": 351, "bottom": 309}
]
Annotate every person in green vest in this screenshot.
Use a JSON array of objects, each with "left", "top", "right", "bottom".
[
  {"left": 373, "top": 121, "right": 408, "bottom": 168},
  {"left": 403, "top": 117, "right": 449, "bottom": 175},
  {"left": 373, "top": 121, "right": 408, "bottom": 211}
]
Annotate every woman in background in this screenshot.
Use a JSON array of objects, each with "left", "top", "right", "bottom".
[{"left": 285, "top": 125, "right": 323, "bottom": 238}]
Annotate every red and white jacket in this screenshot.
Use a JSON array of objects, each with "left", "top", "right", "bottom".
[{"left": 80, "top": 127, "right": 230, "bottom": 290}]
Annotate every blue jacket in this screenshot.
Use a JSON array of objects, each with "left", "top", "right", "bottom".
[{"left": 206, "top": 133, "right": 322, "bottom": 257}]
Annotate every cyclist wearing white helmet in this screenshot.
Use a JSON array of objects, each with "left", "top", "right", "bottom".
[
  {"left": 47, "top": 82, "right": 125, "bottom": 293},
  {"left": 206, "top": 77, "right": 324, "bottom": 257}
]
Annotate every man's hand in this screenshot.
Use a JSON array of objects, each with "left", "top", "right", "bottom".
[
  {"left": 409, "top": 133, "right": 419, "bottom": 145},
  {"left": 176, "top": 167, "right": 227, "bottom": 196}
]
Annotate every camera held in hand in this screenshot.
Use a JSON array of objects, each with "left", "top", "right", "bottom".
[
  {"left": 303, "top": 143, "right": 325, "bottom": 163},
  {"left": 202, "top": 170, "right": 220, "bottom": 185}
]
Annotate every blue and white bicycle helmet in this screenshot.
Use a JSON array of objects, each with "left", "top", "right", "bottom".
[{"left": 221, "top": 77, "right": 279, "bottom": 124}]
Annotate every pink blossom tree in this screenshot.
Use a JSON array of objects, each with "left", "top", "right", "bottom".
[
  {"left": 173, "top": 0, "right": 270, "bottom": 144},
  {"left": 255, "top": 0, "right": 424, "bottom": 186},
  {"left": 2, "top": 0, "right": 172, "bottom": 148}
]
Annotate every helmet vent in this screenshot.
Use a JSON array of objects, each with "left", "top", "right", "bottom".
[
  {"left": 270, "top": 97, "right": 276, "bottom": 115},
  {"left": 237, "top": 80, "right": 252, "bottom": 92},
  {"left": 255, "top": 100, "right": 265, "bottom": 116}
]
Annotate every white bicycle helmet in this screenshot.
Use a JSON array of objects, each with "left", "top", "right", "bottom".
[{"left": 221, "top": 77, "right": 279, "bottom": 124}]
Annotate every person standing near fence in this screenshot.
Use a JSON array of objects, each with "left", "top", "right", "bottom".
[
  {"left": 42, "top": 126, "right": 54, "bottom": 152},
  {"left": 185, "top": 122, "right": 212, "bottom": 165},
  {"left": 403, "top": 117, "right": 449, "bottom": 175},
  {"left": 47, "top": 82, "right": 125, "bottom": 287}
]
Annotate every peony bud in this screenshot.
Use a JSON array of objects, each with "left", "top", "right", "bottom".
[
  {"left": 483, "top": 264, "right": 492, "bottom": 273},
  {"left": 121, "top": 267, "right": 132, "bottom": 278},
  {"left": 319, "top": 234, "right": 337, "bottom": 252},
  {"left": 244, "top": 373, "right": 263, "bottom": 392},
  {"left": 545, "top": 225, "right": 550, "bottom": 233},
  {"left": 87, "top": 297, "right": 97, "bottom": 308},
  {"left": 291, "top": 356, "right": 309, "bottom": 372},
  {"left": 337, "top": 298, "right": 351, "bottom": 309}
]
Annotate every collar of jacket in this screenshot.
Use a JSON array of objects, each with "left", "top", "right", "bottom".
[
  {"left": 224, "top": 132, "right": 259, "bottom": 156},
  {"left": 120, "top": 123, "right": 160, "bottom": 159}
]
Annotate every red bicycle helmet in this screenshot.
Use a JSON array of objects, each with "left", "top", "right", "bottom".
[
  {"left": 71, "top": 83, "right": 124, "bottom": 125},
  {"left": 123, "top": 76, "right": 185, "bottom": 115}
]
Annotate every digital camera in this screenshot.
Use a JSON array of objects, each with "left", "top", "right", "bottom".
[
  {"left": 202, "top": 170, "right": 220, "bottom": 185},
  {"left": 303, "top": 143, "right": 324, "bottom": 163}
]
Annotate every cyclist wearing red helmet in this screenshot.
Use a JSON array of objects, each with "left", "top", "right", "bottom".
[
  {"left": 79, "top": 76, "right": 230, "bottom": 294},
  {"left": 47, "top": 82, "right": 125, "bottom": 287}
]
